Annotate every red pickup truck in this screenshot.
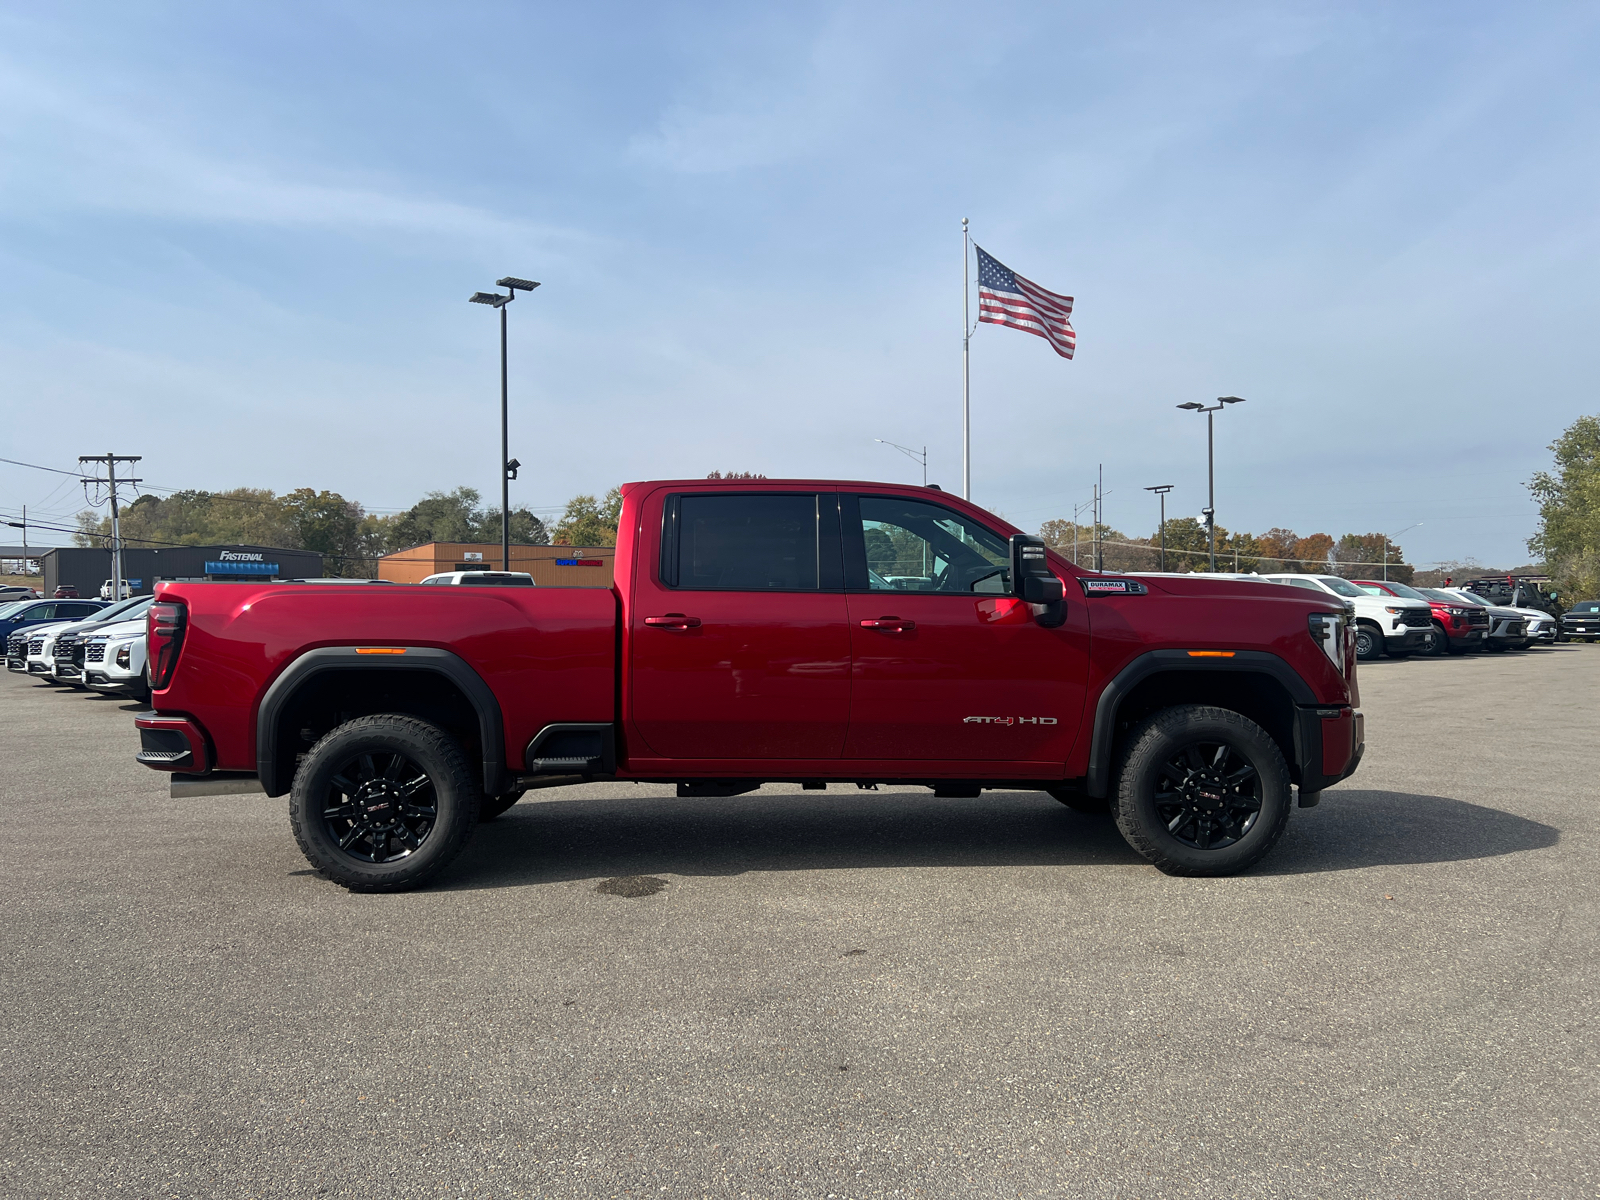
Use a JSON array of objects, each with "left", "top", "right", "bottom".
[{"left": 135, "top": 479, "right": 1364, "bottom": 890}]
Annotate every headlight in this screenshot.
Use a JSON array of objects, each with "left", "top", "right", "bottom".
[
  {"left": 1384, "top": 606, "right": 1404, "bottom": 614},
  {"left": 1449, "top": 607, "right": 1469, "bottom": 616},
  {"left": 115, "top": 644, "right": 131, "bottom": 668},
  {"left": 1307, "top": 611, "right": 1349, "bottom": 670}
]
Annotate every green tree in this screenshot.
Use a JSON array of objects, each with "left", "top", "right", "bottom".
[
  {"left": 553, "top": 488, "right": 622, "bottom": 546},
  {"left": 472, "top": 507, "right": 550, "bottom": 546},
  {"left": 1529, "top": 415, "right": 1600, "bottom": 599},
  {"left": 386, "top": 487, "right": 486, "bottom": 548}
]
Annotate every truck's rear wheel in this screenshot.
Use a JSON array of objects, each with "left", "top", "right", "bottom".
[
  {"left": 1353, "top": 623, "right": 1383, "bottom": 661},
  {"left": 290, "top": 714, "right": 479, "bottom": 892},
  {"left": 1111, "top": 705, "right": 1292, "bottom": 877}
]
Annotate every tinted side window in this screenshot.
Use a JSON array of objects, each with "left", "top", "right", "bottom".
[
  {"left": 848, "top": 496, "right": 1010, "bottom": 594},
  {"left": 25, "top": 604, "right": 56, "bottom": 619},
  {"left": 667, "top": 494, "right": 820, "bottom": 590}
]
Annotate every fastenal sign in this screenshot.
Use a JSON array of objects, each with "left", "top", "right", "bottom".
[{"left": 205, "top": 560, "right": 279, "bottom": 575}]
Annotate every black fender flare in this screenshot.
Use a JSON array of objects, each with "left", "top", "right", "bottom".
[
  {"left": 256, "top": 646, "right": 505, "bottom": 797},
  {"left": 1085, "top": 649, "right": 1318, "bottom": 798}
]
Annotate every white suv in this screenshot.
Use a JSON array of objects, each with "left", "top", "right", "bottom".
[
  {"left": 81, "top": 617, "right": 153, "bottom": 699},
  {"left": 1261, "top": 574, "right": 1434, "bottom": 661}
]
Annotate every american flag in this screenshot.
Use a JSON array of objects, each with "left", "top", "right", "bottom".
[{"left": 976, "top": 246, "right": 1075, "bottom": 359}]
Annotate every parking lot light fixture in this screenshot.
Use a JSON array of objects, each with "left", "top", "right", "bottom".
[
  {"left": 1144, "top": 485, "right": 1174, "bottom": 571},
  {"left": 470, "top": 277, "right": 539, "bottom": 573},
  {"left": 1176, "top": 396, "right": 1248, "bottom": 570}
]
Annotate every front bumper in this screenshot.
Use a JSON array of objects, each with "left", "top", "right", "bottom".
[
  {"left": 85, "top": 667, "right": 140, "bottom": 693},
  {"left": 1384, "top": 628, "right": 1429, "bottom": 652},
  {"left": 25, "top": 658, "right": 54, "bottom": 675},
  {"left": 6, "top": 654, "right": 28, "bottom": 672},
  {"left": 1295, "top": 704, "right": 1364, "bottom": 800}
]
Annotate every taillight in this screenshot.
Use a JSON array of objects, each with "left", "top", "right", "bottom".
[
  {"left": 147, "top": 602, "right": 186, "bottom": 690},
  {"left": 1307, "top": 611, "right": 1348, "bottom": 670}
]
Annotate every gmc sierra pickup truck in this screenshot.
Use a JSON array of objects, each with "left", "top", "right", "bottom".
[{"left": 134, "top": 478, "right": 1364, "bottom": 890}]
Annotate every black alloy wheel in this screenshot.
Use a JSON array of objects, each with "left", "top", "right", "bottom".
[
  {"left": 1428, "top": 623, "right": 1452, "bottom": 656},
  {"left": 320, "top": 750, "right": 439, "bottom": 863},
  {"left": 1112, "top": 704, "right": 1292, "bottom": 877},
  {"left": 290, "top": 714, "right": 479, "bottom": 891},
  {"left": 1151, "top": 741, "right": 1263, "bottom": 851}
]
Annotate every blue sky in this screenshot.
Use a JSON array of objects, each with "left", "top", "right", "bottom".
[{"left": 2, "top": 2, "right": 1596, "bottom": 567}]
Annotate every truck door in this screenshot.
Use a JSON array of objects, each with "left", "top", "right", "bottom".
[
  {"left": 841, "top": 494, "right": 1089, "bottom": 764},
  {"left": 628, "top": 491, "right": 851, "bottom": 759}
]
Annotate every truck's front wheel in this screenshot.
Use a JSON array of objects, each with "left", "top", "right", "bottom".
[
  {"left": 1112, "top": 705, "right": 1292, "bottom": 877},
  {"left": 290, "top": 715, "right": 479, "bottom": 892}
]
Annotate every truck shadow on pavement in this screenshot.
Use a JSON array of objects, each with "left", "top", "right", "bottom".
[{"left": 441, "top": 788, "right": 1558, "bottom": 890}]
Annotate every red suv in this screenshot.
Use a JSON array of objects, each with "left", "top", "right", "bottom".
[
  {"left": 52, "top": 585, "right": 80, "bottom": 599},
  {"left": 1352, "top": 579, "right": 1487, "bottom": 654}
]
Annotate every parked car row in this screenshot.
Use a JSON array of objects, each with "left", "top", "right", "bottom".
[
  {"left": 2, "top": 594, "right": 156, "bottom": 699},
  {"left": 1171, "top": 573, "right": 1578, "bottom": 662}
]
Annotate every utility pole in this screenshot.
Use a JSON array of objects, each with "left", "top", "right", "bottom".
[
  {"left": 1095, "top": 463, "right": 1104, "bottom": 572},
  {"left": 1144, "top": 485, "right": 1173, "bottom": 571},
  {"left": 79, "top": 454, "right": 142, "bottom": 600}
]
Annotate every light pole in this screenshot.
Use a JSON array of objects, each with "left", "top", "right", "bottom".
[
  {"left": 875, "top": 438, "right": 928, "bottom": 486},
  {"left": 1383, "top": 522, "right": 1423, "bottom": 582},
  {"left": 470, "top": 276, "right": 539, "bottom": 572},
  {"left": 1176, "top": 396, "right": 1246, "bottom": 570},
  {"left": 1144, "top": 485, "right": 1173, "bottom": 571}
]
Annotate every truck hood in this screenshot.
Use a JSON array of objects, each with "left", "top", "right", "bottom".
[{"left": 85, "top": 618, "right": 148, "bottom": 641}]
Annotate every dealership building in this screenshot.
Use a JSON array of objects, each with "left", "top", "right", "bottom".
[{"left": 41, "top": 544, "right": 323, "bottom": 598}]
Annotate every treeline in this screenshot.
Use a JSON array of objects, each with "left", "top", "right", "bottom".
[
  {"left": 73, "top": 473, "right": 764, "bottom": 576},
  {"left": 75, "top": 486, "right": 609, "bottom": 576},
  {"left": 1039, "top": 517, "right": 1416, "bottom": 582}
]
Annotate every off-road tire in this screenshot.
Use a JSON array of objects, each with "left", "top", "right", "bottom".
[
  {"left": 1047, "top": 787, "right": 1108, "bottom": 815},
  {"left": 1111, "top": 705, "right": 1292, "bottom": 877},
  {"left": 479, "top": 790, "right": 524, "bottom": 822},
  {"left": 1353, "top": 623, "right": 1384, "bottom": 662},
  {"left": 290, "top": 714, "right": 479, "bottom": 892}
]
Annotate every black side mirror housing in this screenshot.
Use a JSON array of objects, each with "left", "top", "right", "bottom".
[{"left": 1009, "top": 535, "right": 1066, "bottom": 626}]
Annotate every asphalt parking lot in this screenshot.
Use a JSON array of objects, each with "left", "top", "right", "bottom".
[{"left": 2, "top": 648, "right": 1597, "bottom": 1199}]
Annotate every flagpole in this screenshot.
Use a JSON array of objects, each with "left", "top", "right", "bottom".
[{"left": 962, "top": 217, "right": 971, "bottom": 500}]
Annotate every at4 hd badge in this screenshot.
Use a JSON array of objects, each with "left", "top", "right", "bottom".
[{"left": 963, "top": 716, "right": 1058, "bottom": 726}]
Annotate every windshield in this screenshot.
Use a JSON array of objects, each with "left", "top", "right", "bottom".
[
  {"left": 1377, "top": 581, "right": 1429, "bottom": 601},
  {"left": 1315, "top": 576, "right": 1365, "bottom": 598}
]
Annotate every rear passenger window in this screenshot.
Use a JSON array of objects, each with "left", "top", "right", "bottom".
[{"left": 664, "top": 494, "right": 821, "bottom": 590}]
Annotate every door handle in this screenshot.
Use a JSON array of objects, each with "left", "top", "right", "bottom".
[
  {"left": 644, "top": 614, "right": 702, "bottom": 629},
  {"left": 859, "top": 617, "right": 915, "bottom": 632}
]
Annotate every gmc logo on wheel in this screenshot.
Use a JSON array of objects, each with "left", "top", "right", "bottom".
[{"left": 963, "top": 716, "right": 1058, "bottom": 726}]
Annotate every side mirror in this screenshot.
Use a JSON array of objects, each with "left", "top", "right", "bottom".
[{"left": 1009, "top": 535, "right": 1066, "bottom": 626}]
